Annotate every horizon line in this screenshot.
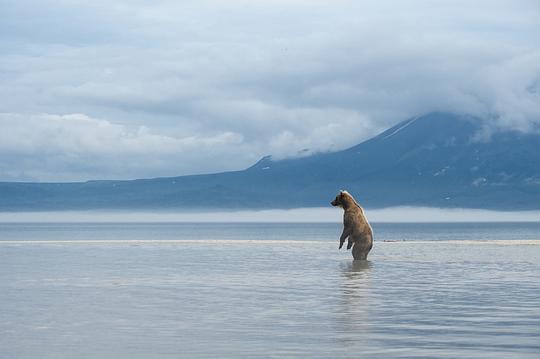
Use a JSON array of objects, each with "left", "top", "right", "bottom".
[{"left": 1, "top": 206, "right": 540, "bottom": 223}]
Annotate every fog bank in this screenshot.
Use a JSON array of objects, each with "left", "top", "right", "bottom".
[{"left": 1, "top": 207, "right": 539, "bottom": 223}]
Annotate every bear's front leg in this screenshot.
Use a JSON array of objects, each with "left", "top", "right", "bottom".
[{"left": 339, "top": 227, "right": 351, "bottom": 249}]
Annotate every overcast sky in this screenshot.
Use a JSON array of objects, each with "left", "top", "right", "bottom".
[{"left": 1, "top": 0, "right": 539, "bottom": 182}]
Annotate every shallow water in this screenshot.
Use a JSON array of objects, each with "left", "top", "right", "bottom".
[{"left": 1, "top": 223, "right": 539, "bottom": 358}]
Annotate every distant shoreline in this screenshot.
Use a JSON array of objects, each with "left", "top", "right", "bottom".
[{"left": 1, "top": 207, "right": 540, "bottom": 223}]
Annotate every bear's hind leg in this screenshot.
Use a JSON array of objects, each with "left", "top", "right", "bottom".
[{"left": 351, "top": 242, "right": 370, "bottom": 260}]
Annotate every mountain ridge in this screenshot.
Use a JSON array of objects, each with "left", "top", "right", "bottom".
[{"left": 1, "top": 112, "right": 539, "bottom": 211}]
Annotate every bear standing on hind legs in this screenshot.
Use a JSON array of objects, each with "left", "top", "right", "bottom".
[{"left": 331, "top": 190, "right": 373, "bottom": 260}]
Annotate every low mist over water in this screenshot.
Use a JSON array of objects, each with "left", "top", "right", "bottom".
[{"left": 2, "top": 207, "right": 540, "bottom": 223}]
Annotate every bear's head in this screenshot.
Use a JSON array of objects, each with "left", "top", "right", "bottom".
[
  {"left": 331, "top": 190, "right": 348, "bottom": 207},
  {"left": 331, "top": 190, "right": 359, "bottom": 209}
]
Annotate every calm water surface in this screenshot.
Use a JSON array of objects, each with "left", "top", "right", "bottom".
[{"left": 1, "top": 222, "right": 539, "bottom": 358}]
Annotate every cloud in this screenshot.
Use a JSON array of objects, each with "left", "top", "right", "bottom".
[
  {"left": 0, "top": 113, "right": 247, "bottom": 181},
  {"left": 0, "top": 109, "right": 374, "bottom": 181},
  {"left": 0, "top": 0, "right": 539, "bottom": 180}
]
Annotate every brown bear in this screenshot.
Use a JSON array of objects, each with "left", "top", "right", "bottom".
[{"left": 331, "top": 190, "right": 373, "bottom": 260}]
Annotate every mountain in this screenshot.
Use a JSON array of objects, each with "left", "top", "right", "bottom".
[{"left": 1, "top": 112, "right": 540, "bottom": 211}]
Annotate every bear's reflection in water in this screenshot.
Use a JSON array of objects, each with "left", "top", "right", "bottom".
[{"left": 338, "top": 260, "right": 373, "bottom": 352}]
